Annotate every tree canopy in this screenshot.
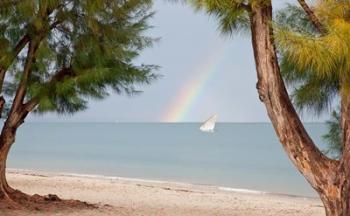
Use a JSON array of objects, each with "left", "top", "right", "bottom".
[
  {"left": 0, "top": 0, "right": 157, "bottom": 116},
  {"left": 276, "top": 1, "right": 350, "bottom": 98},
  {"left": 276, "top": 4, "right": 339, "bottom": 115}
]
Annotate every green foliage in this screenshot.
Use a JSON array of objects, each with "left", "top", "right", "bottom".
[
  {"left": 275, "top": 4, "right": 318, "bottom": 36},
  {"left": 186, "top": 0, "right": 250, "bottom": 34},
  {"left": 275, "top": 2, "right": 347, "bottom": 157},
  {"left": 0, "top": 0, "right": 158, "bottom": 114},
  {"left": 275, "top": 1, "right": 350, "bottom": 91},
  {"left": 322, "top": 109, "right": 342, "bottom": 159},
  {"left": 280, "top": 56, "right": 339, "bottom": 116}
]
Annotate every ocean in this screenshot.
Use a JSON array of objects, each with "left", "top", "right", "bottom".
[{"left": 7, "top": 122, "right": 327, "bottom": 197}]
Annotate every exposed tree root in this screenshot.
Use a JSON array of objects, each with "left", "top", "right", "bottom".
[{"left": 0, "top": 187, "right": 96, "bottom": 213}]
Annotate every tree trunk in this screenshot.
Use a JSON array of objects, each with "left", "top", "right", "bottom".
[
  {"left": 0, "top": 126, "right": 19, "bottom": 206},
  {"left": 328, "top": 94, "right": 350, "bottom": 215},
  {"left": 318, "top": 168, "right": 350, "bottom": 216},
  {"left": 248, "top": 2, "right": 344, "bottom": 215},
  {"left": 319, "top": 189, "right": 348, "bottom": 216},
  {"left": 0, "top": 104, "right": 35, "bottom": 205},
  {"left": 0, "top": 129, "right": 16, "bottom": 189}
]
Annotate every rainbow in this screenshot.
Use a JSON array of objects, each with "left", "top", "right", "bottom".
[{"left": 162, "top": 44, "right": 226, "bottom": 122}]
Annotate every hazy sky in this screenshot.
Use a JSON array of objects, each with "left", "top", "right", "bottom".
[{"left": 29, "top": 0, "right": 327, "bottom": 123}]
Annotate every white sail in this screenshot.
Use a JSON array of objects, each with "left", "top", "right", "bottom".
[{"left": 200, "top": 114, "right": 218, "bottom": 133}]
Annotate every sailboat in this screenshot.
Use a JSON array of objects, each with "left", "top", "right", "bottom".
[{"left": 200, "top": 114, "right": 218, "bottom": 133}]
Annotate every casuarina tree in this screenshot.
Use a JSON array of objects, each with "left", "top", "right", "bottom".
[
  {"left": 0, "top": 0, "right": 157, "bottom": 207},
  {"left": 186, "top": 0, "right": 350, "bottom": 215}
]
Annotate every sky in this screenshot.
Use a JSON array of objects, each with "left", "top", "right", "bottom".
[{"left": 29, "top": 0, "right": 328, "bottom": 123}]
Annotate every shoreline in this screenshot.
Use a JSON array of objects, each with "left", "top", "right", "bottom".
[
  {"left": 5, "top": 168, "right": 325, "bottom": 216},
  {"left": 7, "top": 168, "right": 316, "bottom": 199}
]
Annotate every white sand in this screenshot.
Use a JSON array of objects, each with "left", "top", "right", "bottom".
[{"left": 4, "top": 169, "right": 325, "bottom": 216}]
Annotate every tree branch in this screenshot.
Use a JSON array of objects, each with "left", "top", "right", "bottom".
[
  {"left": 0, "top": 16, "right": 61, "bottom": 90},
  {"left": 0, "top": 2, "right": 66, "bottom": 128},
  {"left": 0, "top": 2, "right": 63, "bottom": 94},
  {"left": 9, "top": 40, "right": 39, "bottom": 117},
  {"left": 6, "top": 66, "right": 76, "bottom": 129},
  {"left": 297, "top": 0, "right": 326, "bottom": 34},
  {"left": 0, "top": 36, "right": 30, "bottom": 118},
  {"left": 0, "top": 35, "right": 30, "bottom": 90},
  {"left": 0, "top": 4, "right": 63, "bottom": 119},
  {"left": 0, "top": 8, "right": 64, "bottom": 119},
  {"left": 22, "top": 67, "right": 76, "bottom": 113}
]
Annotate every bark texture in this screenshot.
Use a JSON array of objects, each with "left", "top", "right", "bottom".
[
  {"left": 248, "top": 2, "right": 347, "bottom": 215},
  {"left": 0, "top": 129, "right": 15, "bottom": 198},
  {"left": 0, "top": 111, "right": 28, "bottom": 208},
  {"left": 335, "top": 93, "right": 350, "bottom": 215}
]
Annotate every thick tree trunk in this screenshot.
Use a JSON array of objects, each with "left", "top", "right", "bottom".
[
  {"left": 0, "top": 104, "right": 36, "bottom": 206},
  {"left": 320, "top": 186, "right": 350, "bottom": 216},
  {"left": 248, "top": 2, "right": 345, "bottom": 215},
  {"left": 331, "top": 94, "right": 350, "bottom": 215},
  {"left": 0, "top": 128, "right": 15, "bottom": 199},
  {"left": 0, "top": 130, "right": 21, "bottom": 201}
]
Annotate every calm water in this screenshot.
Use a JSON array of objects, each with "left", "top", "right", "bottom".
[{"left": 7, "top": 122, "right": 327, "bottom": 197}]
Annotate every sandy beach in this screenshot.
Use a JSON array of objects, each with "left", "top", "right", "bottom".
[{"left": 1, "top": 169, "right": 325, "bottom": 216}]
